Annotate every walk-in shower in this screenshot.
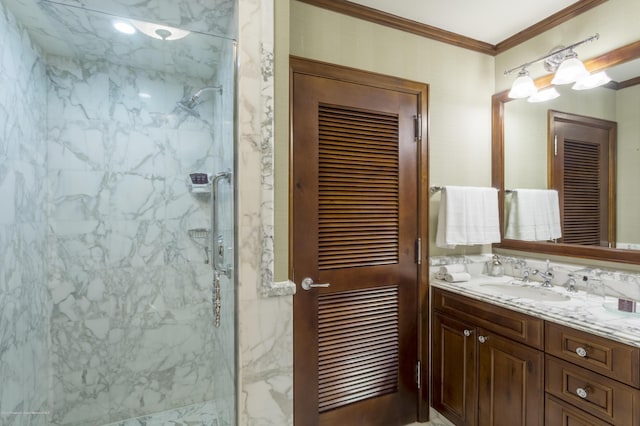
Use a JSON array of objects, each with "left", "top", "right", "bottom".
[{"left": 0, "top": 0, "right": 237, "bottom": 425}]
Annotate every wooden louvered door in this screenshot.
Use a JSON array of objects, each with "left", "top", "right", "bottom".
[
  {"left": 292, "top": 60, "right": 425, "bottom": 426},
  {"left": 549, "top": 111, "right": 616, "bottom": 247}
]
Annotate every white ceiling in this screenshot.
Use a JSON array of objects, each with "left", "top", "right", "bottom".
[{"left": 347, "top": 0, "right": 580, "bottom": 45}]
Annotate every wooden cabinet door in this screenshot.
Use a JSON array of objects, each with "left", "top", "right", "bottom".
[
  {"left": 545, "top": 395, "right": 611, "bottom": 426},
  {"left": 432, "top": 313, "right": 477, "bottom": 426},
  {"left": 477, "top": 329, "right": 544, "bottom": 426}
]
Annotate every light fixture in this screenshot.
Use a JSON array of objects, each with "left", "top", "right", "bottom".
[
  {"left": 572, "top": 71, "right": 612, "bottom": 90},
  {"left": 504, "top": 34, "right": 599, "bottom": 99},
  {"left": 527, "top": 87, "right": 560, "bottom": 103},
  {"left": 130, "top": 19, "right": 191, "bottom": 41},
  {"left": 508, "top": 69, "right": 537, "bottom": 99},
  {"left": 113, "top": 20, "right": 136, "bottom": 35},
  {"left": 551, "top": 50, "right": 589, "bottom": 85}
]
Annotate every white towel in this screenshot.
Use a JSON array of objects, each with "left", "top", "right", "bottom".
[
  {"left": 434, "top": 264, "right": 467, "bottom": 280},
  {"left": 435, "top": 186, "right": 501, "bottom": 249},
  {"left": 439, "top": 264, "right": 467, "bottom": 274},
  {"left": 505, "top": 189, "right": 562, "bottom": 241},
  {"left": 444, "top": 272, "right": 471, "bottom": 283}
]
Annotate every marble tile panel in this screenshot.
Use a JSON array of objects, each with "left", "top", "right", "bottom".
[
  {"left": 48, "top": 120, "right": 107, "bottom": 171},
  {"left": 0, "top": 4, "right": 50, "bottom": 424},
  {"left": 107, "top": 304, "right": 220, "bottom": 421},
  {"left": 102, "top": 400, "right": 221, "bottom": 426},
  {"left": 2, "top": 160, "right": 47, "bottom": 227},
  {"left": 49, "top": 317, "right": 115, "bottom": 426},
  {"left": 107, "top": 173, "right": 165, "bottom": 221},
  {"left": 238, "top": 295, "right": 293, "bottom": 425},
  {"left": 48, "top": 170, "right": 110, "bottom": 221},
  {"left": 48, "top": 220, "right": 109, "bottom": 274},
  {"left": 109, "top": 125, "right": 167, "bottom": 175},
  {"left": 108, "top": 220, "right": 165, "bottom": 268}
]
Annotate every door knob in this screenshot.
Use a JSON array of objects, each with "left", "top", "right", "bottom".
[{"left": 301, "top": 277, "right": 331, "bottom": 291}]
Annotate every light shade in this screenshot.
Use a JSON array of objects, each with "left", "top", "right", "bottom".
[
  {"left": 572, "top": 71, "right": 611, "bottom": 90},
  {"left": 131, "top": 19, "right": 191, "bottom": 41},
  {"left": 113, "top": 21, "right": 136, "bottom": 35},
  {"left": 527, "top": 87, "right": 560, "bottom": 103},
  {"left": 508, "top": 70, "right": 538, "bottom": 99},
  {"left": 551, "top": 52, "right": 589, "bottom": 85}
]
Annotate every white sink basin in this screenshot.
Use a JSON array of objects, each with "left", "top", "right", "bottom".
[{"left": 479, "top": 283, "right": 571, "bottom": 302}]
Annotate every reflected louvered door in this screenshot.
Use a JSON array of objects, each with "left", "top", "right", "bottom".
[
  {"left": 551, "top": 111, "right": 616, "bottom": 247},
  {"left": 293, "top": 66, "right": 420, "bottom": 426}
]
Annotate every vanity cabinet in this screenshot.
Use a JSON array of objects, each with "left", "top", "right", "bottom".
[
  {"left": 544, "top": 322, "right": 640, "bottom": 425},
  {"left": 432, "top": 288, "right": 544, "bottom": 426}
]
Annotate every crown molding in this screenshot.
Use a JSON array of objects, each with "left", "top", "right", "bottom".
[
  {"left": 495, "top": 0, "right": 608, "bottom": 53},
  {"left": 295, "top": 0, "right": 496, "bottom": 55},
  {"left": 295, "top": 0, "right": 608, "bottom": 56}
]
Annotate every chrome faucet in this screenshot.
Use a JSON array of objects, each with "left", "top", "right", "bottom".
[
  {"left": 564, "top": 274, "right": 578, "bottom": 293},
  {"left": 532, "top": 262, "right": 554, "bottom": 288}
]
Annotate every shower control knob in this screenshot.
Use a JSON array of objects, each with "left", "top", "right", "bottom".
[{"left": 301, "top": 277, "right": 331, "bottom": 291}]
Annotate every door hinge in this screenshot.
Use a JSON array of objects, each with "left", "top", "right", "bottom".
[
  {"left": 554, "top": 135, "right": 558, "bottom": 156},
  {"left": 416, "top": 360, "right": 422, "bottom": 389},
  {"left": 414, "top": 114, "right": 422, "bottom": 141},
  {"left": 415, "top": 238, "right": 422, "bottom": 265}
]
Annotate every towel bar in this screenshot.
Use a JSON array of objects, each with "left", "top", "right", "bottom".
[{"left": 430, "top": 186, "right": 502, "bottom": 194}]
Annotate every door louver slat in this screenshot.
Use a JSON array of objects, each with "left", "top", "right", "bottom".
[
  {"left": 318, "top": 104, "right": 399, "bottom": 270},
  {"left": 318, "top": 286, "right": 399, "bottom": 413},
  {"left": 563, "top": 140, "right": 601, "bottom": 245}
]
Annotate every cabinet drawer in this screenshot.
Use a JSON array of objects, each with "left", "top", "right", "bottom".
[
  {"left": 432, "top": 288, "right": 543, "bottom": 349},
  {"left": 546, "top": 355, "right": 640, "bottom": 425},
  {"left": 545, "top": 394, "right": 611, "bottom": 426},
  {"left": 546, "top": 322, "right": 640, "bottom": 387}
]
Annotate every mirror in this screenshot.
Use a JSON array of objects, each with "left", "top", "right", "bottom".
[{"left": 492, "top": 40, "right": 640, "bottom": 264}]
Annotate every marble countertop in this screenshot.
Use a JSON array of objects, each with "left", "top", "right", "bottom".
[{"left": 431, "top": 275, "right": 640, "bottom": 348}]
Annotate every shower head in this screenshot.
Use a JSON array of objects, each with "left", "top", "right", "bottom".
[
  {"left": 176, "top": 99, "right": 200, "bottom": 118},
  {"left": 176, "top": 85, "right": 222, "bottom": 117}
]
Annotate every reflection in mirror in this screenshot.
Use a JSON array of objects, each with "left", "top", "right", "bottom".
[
  {"left": 493, "top": 40, "right": 640, "bottom": 264},
  {"left": 505, "top": 93, "right": 618, "bottom": 247}
]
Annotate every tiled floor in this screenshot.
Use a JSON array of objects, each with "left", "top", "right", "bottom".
[{"left": 404, "top": 408, "right": 455, "bottom": 426}]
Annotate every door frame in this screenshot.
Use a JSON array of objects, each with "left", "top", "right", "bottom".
[
  {"left": 547, "top": 110, "right": 617, "bottom": 247},
  {"left": 289, "top": 56, "right": 430, "bottom": 422}
]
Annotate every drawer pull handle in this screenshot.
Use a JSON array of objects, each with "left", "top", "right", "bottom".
[
  {"left": 478, "top": 335, "right": 488, "bottom": 344},
  {"left": 576, "top": 347, "right": 588, "bottom": 358},
  {"left": 576, "top": 386, "right": 591, "bottom": 399},
  {"left": 463, "top": 329, "right": 473, "bottom": 337}
]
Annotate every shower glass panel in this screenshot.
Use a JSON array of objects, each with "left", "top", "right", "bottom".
[{"left": 0, "top": 0, "right": 236, "bottom": 425}]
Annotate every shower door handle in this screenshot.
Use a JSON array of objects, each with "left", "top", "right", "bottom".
[{"left": 211, "top": 171, "right": 232, "bottom": 278}]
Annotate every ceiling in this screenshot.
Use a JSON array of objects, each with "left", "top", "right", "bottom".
[
  {"left": 2, "top": 0, "right": 236, "bottom": 79},
  {"left": 347, "top": 0, "right": 583, "bottom": 45}
]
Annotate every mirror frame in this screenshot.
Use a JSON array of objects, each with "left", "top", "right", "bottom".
[{"left": 492, "top": 40, "right": 640, "bottom": 264}]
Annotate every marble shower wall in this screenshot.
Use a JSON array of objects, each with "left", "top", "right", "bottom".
[
  {"left": 46, "top": 50, "right": 235, "bottom": 425},
  {"left": 0, "top": 2, "right": 50, "bottom": 426}
]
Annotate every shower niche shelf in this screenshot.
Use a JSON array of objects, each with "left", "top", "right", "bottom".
[{"left": 187, "top": 173, "right": 211, "bottom": 193}]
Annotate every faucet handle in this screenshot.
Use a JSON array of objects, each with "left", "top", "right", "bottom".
[{"left": 565, "top": 274, "right": 578, "bottom": 293}]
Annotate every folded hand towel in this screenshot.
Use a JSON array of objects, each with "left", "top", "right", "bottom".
[
  {"left": 444, "top": 272, "right": 471, "bottom": 282},
  {"left": 439, "top": 264, "right": 467, "bottom": 274},
  {"left": 436, "top": 186, "right": 501, "bottom": 249},
  {"left": 505, "top": 189, "right": 561, "bottom": 241}
]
